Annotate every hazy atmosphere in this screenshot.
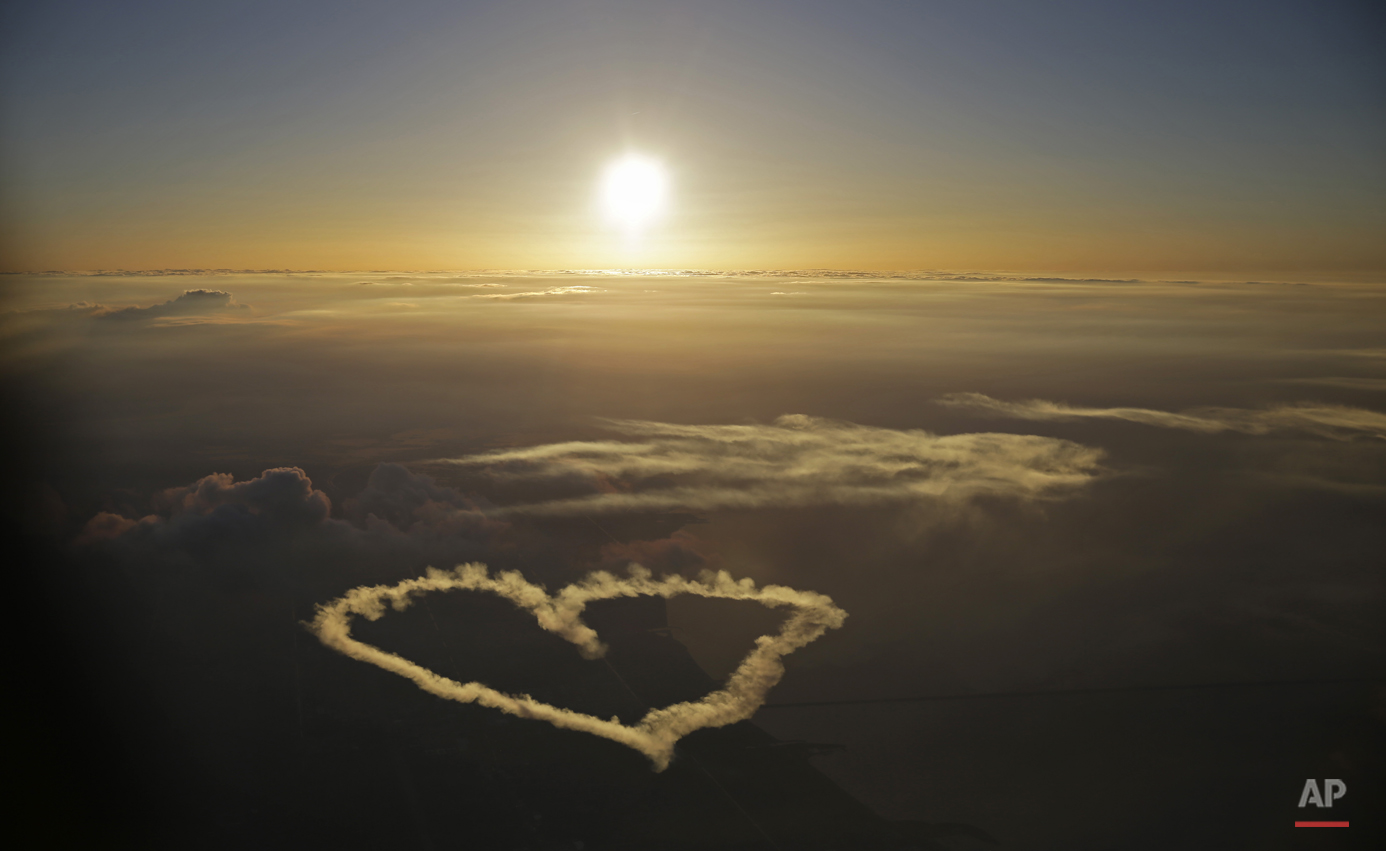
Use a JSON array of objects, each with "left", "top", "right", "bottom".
[{"left": 4, "top": 3, "right": 1383, "bottom": 851}]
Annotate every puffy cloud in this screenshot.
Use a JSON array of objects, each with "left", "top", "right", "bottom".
[
  {"left": 154, "top": 467, "right": 331, "bottom": 525},
  {"left": 341, "top": 463, "right": 500, "bottom": 546},
  {"left": 428, "top": 415, "right": 1104, "bottom": 515},
  {"left": 344, "top": 462, "right": 467, "bottom": 528},
  {"left": 74, "top": 467, "right": 337, "bottom": 566},
  {"left": 307, "top": 563, "right": 846, "bottom": 770},
  {"left": 96, "top": 289, "right": 247, "bottom": 320},
  {"left": 75, "top": 465, "right": 504, "bottom": 582},
  {"left": 74, "top": 510, "right": 147, "bottom": 544},
  {"left": 938, "top": 392, "right": 1386, "bottom": 441}
]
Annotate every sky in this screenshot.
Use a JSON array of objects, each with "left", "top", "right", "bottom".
[{"left": 2, "top": 0, "right": 1384, "bottom": 272}]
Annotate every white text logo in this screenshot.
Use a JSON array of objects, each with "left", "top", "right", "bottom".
[{"left": 1298, "top": 779, "right": 1346, "bottom": 808}]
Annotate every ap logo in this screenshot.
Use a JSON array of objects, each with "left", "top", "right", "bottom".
[{"left": 1298, "top": 779, "right": 1346, "bottom": 808}]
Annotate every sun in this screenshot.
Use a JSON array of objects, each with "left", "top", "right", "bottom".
[{"left": 600, "top": 155, "right": 668, "bottom": 230}]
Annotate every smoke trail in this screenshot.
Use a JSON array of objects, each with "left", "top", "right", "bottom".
[{"left": 306, "top": 563, "right": 846, "bottom": 770}]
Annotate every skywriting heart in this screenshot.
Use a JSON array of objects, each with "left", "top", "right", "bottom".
[{"left": 308, "top": 563, "right": 847, "bottom": 770}]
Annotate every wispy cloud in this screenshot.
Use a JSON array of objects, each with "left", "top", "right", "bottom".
[
  {"left": 938, "top": 393, "right": 1386, "bottom": 440},
  {"left": 428, "top": 415, "right": 1103, "bottom": 515},
  {"left": 471, "top": 285, "right": 605, "bottom": 300},
  {"left": 356, "top": 280, "right": 505, "bottom": 288},
  {"left": 1276, "top": 377, "right": 1386, "bottom": 392},
  {"left": 307, "top": 563, "right": 845, "bottom": 770}
]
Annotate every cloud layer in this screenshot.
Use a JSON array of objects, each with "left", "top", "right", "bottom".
[
  {"left": 307, "top": 564, "right": 846, "bottom": 770},
  {"left": 938, "top": 393, "right": 1386, "bottom": 441},
  {"left": 96, "top": 289, "right": 247, "bottom": 320},
  {"left": 429, "top": 415, "right": 1104, "bottom": 515}
]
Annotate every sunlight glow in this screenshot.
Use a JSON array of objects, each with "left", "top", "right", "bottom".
[{"left": 600, "top": 155, "right": 668, "bottom": 231}]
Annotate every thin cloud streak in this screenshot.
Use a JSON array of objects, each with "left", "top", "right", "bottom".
[
  {"left": 428, "top": 415, "right": 1104, "bottom": 515},
  {"left": 1276, "top": 377, "right": 1386, "bottom": 393},
  {"left": 307, "top": 564, "right": 846, "bottom": 770},
  {"left": 470, "top": 286, "right": 605, "bottom": 300},
  {"left": 938, "top": 393, "right": 1386, "bottom": 441}
]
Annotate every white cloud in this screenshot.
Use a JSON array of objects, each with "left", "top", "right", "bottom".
[{"left": 429, "top": 415, "right": 1104, "bottom": 515}]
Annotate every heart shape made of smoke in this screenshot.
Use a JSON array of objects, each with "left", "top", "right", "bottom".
[{"left": 307, "top": 563, "right": 846, "bottom": 770}]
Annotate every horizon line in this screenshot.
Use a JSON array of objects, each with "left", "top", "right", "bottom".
[{"left": 4, "top": 267, "right": 1379, "bottom": 283}]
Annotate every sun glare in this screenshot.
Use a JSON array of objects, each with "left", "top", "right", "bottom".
[{"left": 600, "top": 155, "right": 668, "bottom": 231}]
